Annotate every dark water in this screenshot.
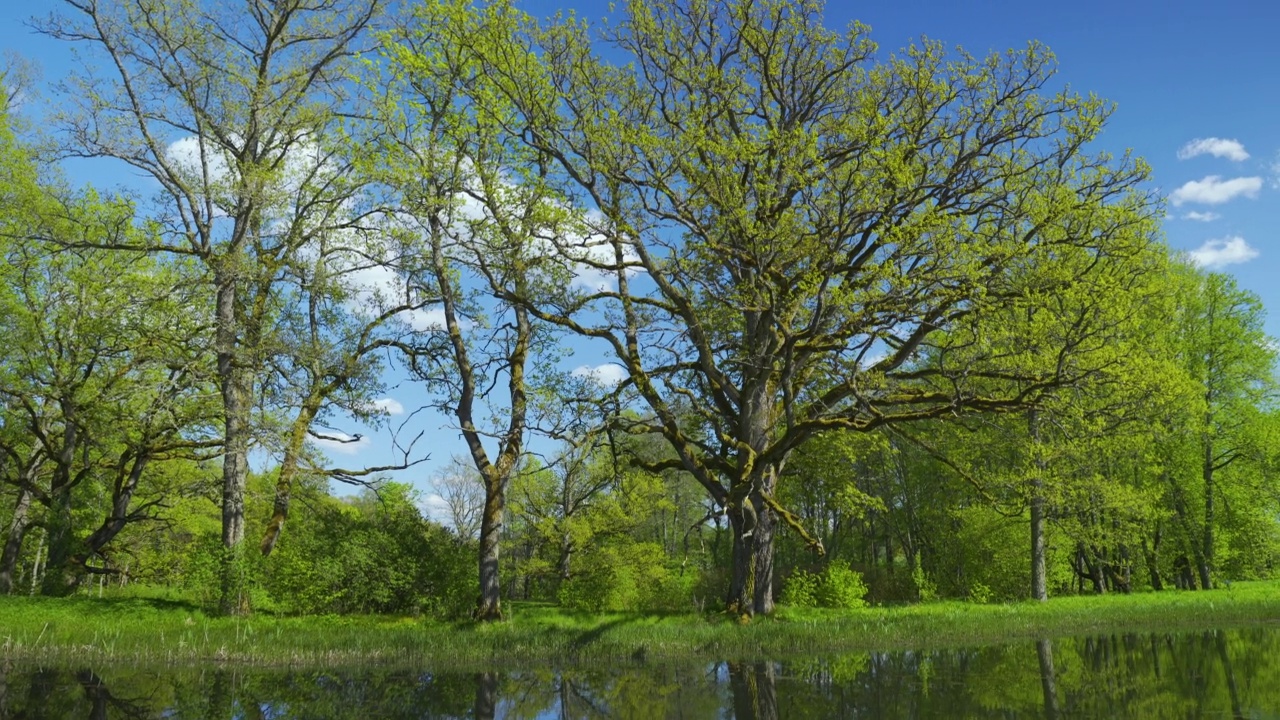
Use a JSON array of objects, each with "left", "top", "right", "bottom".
[{"left": 4, "top": 627, "right": 1280, "bottom": 718}]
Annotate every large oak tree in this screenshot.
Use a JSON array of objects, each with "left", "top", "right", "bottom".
[{"left": 436, "top": 0, "right": 1163, "bottom": 614}]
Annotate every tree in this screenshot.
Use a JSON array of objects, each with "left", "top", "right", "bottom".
[
  {"left": 448, "top": 0, "right": 1162, "bottom": 614},
  {"left": 372, "top": 3, "right": 587, "bottom": 620},
  {"left": 431, "top": 456, "right": 484, "bottom": 540},
  {"left": 1163, "top": 266, "right": 1277, "bottom": 588},
  {"left": 0, "top": 90, "right": 220, "bottom": 594},
  {"left": 36, "top": 0, "right": 420, "bottom": 613}
]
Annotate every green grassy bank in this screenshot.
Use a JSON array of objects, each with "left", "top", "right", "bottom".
[{"left": 3, "top": 581, "right": 1279, "bottom": 669}]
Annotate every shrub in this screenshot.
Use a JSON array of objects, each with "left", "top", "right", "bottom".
[
  {"left": 557, "top": 542, "right": 692, "bottom": 612},
  {"left": 818, "top": 562, "right": 869, "bottom": 609},
  {"left": 782, "top": 562, "right": 868, "bottom": 609},
  {"left": 780, "top": 568, "right": 821, "bottom": 608}
]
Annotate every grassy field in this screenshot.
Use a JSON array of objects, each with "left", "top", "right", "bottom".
[{"left": 2, "top": 581, "right": 1278, "bottom": 669}]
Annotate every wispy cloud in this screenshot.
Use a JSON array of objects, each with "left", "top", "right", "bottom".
[
  {"left": 417, "top": 492, "right": 451, "bottom": 525},
  {"left": 1269, "top": 150, "right": 1280, "bottom": 190},
  {"left": 1181, "top": 211, "right": 1221, "bottom": 222},
  {"left": 1177, "top": 137, "right": 1250, "bottom": 162},
  {"left": 1169, "top": 176, "right": 1262, "bottom": 206},
  {"left": 1187, "top": 236, "right": 1259, "bottom": 269},
  {"left": 370, "top": 398, "right": 405, "bottom": 416},
  {"left": 571, "top": 363, "right": 628, "bottom": 387}
]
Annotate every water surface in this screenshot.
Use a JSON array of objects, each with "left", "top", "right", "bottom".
[{"left": 3, "top": 626, "right": 1278, "bottom": 718}]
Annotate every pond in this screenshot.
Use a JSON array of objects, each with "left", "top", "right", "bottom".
[{"left": 3, "top": 626, "right": 1278, "bottom": 718}]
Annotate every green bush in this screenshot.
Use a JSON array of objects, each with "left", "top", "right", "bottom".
[
  {"left": 782, "top": 562, "right": 868, "bottom": 609},
  {"left": 260, "top": 483, "right": 474, "bottom": 618},
  {"left": 557, "top": 542, "right": 693, "bottom": 612},
  {"left": 912, "top": 564, "right": 938, "bottom": 602},
  {"left": 818, "top": 562, "right": 869, "bottom": 609},
  {"left": 557, "top": 546, "right": 636, "bottom": 612},
  {"left": 780, "top": 568, "right": 822, "bottom": 608}
]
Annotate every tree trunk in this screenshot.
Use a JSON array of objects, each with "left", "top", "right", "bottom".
[
  {"left": 1143, "top": 524, "right": 1164, "bottom": 591},
  {"left": 727, "top": 462, "right": 783, "bottom": 618},
  {"left": 1167, "top": 473, "right": 1204, "bottom": 590},
  {"left": 475, "top": 482, "right": 505, "bottom": 621},
  {"left": 28, "top": 530, "right": 43, "bottom": 595},
  {"left": 1198, "top": 439, "right": 1215, "bottom": 590},
  {"left": 40, "top": 400, "right": 83, "bottom": 596},
  {"left": 216, "top": 271, "right": 251, "bottom": 616},
  {"left": 1077, "top": 543, "right": 1105, "bottom": 595},
  {"left": 751, "top": 474, "right": 778, "bottom": 616},
  {"left": 40, "top": 485, "right": 76, "bottom": 596},
  {"left": 261, "top": 400, "right": 322, "bottom": 556},
  {"left": 557, "top": 531, "right": 572, "bottom": 581},
  {"left": 0, "top": 485, "right": 32, "bottom": 594},
  {"left": 727, "top": 506, "right": 754, "bottom": 617},
  {"left": 1174, "top": 554, "right": 1196, "bottom": 590},
  {"left": 1030, "top": 493, "right": 1048, "bottom": 601},
  {"left": 75, "top": 449, "right": 152, "bottom": 568},
  {"left": 1029, "top": 409, "right": 1049, "bottom": 601}
]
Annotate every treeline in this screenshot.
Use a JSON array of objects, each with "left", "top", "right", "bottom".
[{"left": 0, "top": 0, "right": 1276, "bottom": 619}]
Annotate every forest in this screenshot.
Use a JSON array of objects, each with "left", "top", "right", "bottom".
[{"left": 1, "top": 0, "right": 1277, "bottom": 625}]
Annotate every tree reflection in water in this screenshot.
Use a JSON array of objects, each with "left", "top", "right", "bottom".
[{"left": 2, "top": 627, "right": 1278, "bottom": 718}]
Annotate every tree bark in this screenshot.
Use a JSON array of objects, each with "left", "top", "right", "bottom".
[
  {"left": 557, "top": 531, "right": 573, "bottom": 581},
  {"left": 261, "top": 398, "right": 322, "bottom": 556},
  {"left": 40, "top": 399, "right": 82, "bottom": 596},
  {"left": 74, "top": 449, "right": 152, "bottom": 569},
  {"left": 0, "top": 485, "right": 32, "bottom": 594},
  {"left": 475, "top": 482, "right": 505, "bottom": 621},
  {"left": 726, "top": 496, "right": 757, "bottom": 616},
  {"left": 752, "top": 478, "right": 778, "bottom": 616},
  {"left": 28, "top": 530, "right": 43, "bottom": 595},
  {"left": 1030, "top": 494, "right": 1048, "bottom": 601},
  {"left": 216, "top": 270, "right": 251, "bottom": 616},
  {"left": 1029, "top": 409, "right": 1049, "bottom": 601},
  {"left": 1142, "top": 525, "right": 1164, "bottom": 591},
  {"left": 40, "top": 485, "right": 76, "bottom": 597},
  {"left": 1198, "top": 437, "right": 1215, "bottom": 590}
]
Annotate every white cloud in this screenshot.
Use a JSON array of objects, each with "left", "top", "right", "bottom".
[
  {"left": 1169, "top": 176, "right": 1263, "bottom": 206},
  {"left": 370, "top": 398, "right": 405, "bottom": 415},
  {"left": 309, "top": 432, "right": 370, "bottom": 455},
  {"left": 572, "top": 363, "right": 628, "bottom": 387},
  {"left": 1187, "top": 236, "right": 1259, "bottom": 269},
  {"left": 1181, "top": 211, "right": 1220, "bottom": 222},
  {"left": 546, "top": 227, "right": 643, "bottom": 292},
  {"left": 858, "top": 352, "right": 888, "bottom": 370},
  {"left": 1177, "top": 138, "right": 1250, "bottom": 162},
  {"left": 417, "top": 492, "right": 451, "bottom": 524}
]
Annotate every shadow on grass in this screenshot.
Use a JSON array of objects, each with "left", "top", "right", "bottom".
[
  {"left": 569, "top": 616, "right": 639, "bottom": 652},
  {"left": 73, "top": 594, "right": 207, "bottom": 615}
]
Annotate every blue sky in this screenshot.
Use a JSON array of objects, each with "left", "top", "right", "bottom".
[{"left": 3, "top": 0, "right": 1277, "bottom": 515}]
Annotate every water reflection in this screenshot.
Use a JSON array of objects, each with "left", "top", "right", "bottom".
[{"left": 3, "top": 627, "right": 1278, "bottom": 718}]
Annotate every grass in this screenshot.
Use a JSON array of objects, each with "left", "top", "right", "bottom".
[{"left": 2, "top": 581, "right": 1278, "bottom": 669}]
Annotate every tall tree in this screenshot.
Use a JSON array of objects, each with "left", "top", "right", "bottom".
[
  {"left": 372, "top": 4, "right": 576, "bottom": 618},
  {"left": 448, "top": 0, "right": 1162, "bottom": 614},
  {"left": 1166, "top": 266, "right": 1277, "bottom": 588},
  {"left": 38, "top": 0, "right": 391, "bottom": 613}
]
